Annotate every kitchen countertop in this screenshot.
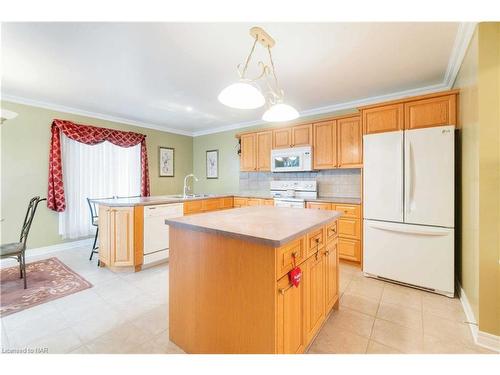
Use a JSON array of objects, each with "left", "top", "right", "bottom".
[
  {"left": 93, "top": 193, "right": 361, "bottom": 207},
  {"left": 165, "top": 206, "right": 342, "bottom": 247}
]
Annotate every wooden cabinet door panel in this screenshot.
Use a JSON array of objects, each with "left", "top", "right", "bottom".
[
  {"left": 362, "top": 104, "right": 404, "bottom": 135},
  {"left": 313, "top": 120, "right": 337, "bottom": 169},
  {"left": 98, "top": 206, "right": 111, "bottom": 265},
  {"left": 201, "top": 199, "right": 219, "bottom": 212},
  {"left": 304, "top": 253, "right": 326, "bottom": 343},
  {"left": 247, "top": 198, "right": 262, "bottom": 206},
  {"left": 404, "top": 95, "right": 457, "bottom": 130},
  {"left": 262, "top": 199, "right": 274, "bottom": 206},
  {"left": 184, "top": 200, "right": 203, "bottom": 215},
  {"left": 256, "top": 131, "right": 272, "bottom": 171},
  {"left": 338, "top": 218, "right": 361, "bottom": 239},
  {"left": 338, "top": 238, "right": 361, "bottom": 262},
  {"left": 337, "top": 116, "right": 362, "bottom": 167},
  {"left": 277, "top": 273, "right": 305, "bottom": 354},
  {"left": 219, "top": 197, "right": 234, "bottom": 209},
  {"left": 325, "top": 240, "right": 339, "bottom": 312},
  {"left": 240, "top": 133, "right": 257, "bottom": 171},
  {"left": 233, "top": 197, "right": 248, "bottom": 207},
  {"left": 305, "top": 202, "right": 332, "bottom": 210},
  {"left": 292, "top": 124, "right": 312, "bottom": 147},
  {"left": 273, "top": 128, "right": 292, "bottom": 149},
  {"left": 112, "top": 208, "right": 134, "bottom": 266}
]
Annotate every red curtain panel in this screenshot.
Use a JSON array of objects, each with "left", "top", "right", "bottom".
[{"left": 47, "top": 119, "right": 150, "bottom": 212}]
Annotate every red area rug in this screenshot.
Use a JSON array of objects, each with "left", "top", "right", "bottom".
[{"left": 0, "top": 257, "right": 92, "bottom": 317}]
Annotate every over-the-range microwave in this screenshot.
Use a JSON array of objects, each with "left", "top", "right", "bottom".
[{"left": 270, "top": 146, "right": 312, "bottom": 172}]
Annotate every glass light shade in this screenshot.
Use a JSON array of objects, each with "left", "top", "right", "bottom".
[
  {"left": 218, "top": 82, "right": 265, "bottom": 109},
  {"left": 262, "top": 103, "right": 299, "bottom": 122}
]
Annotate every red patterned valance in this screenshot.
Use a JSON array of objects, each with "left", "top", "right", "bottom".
[{"left": 47, "top": 119, "right": 150, "bottom": 212}]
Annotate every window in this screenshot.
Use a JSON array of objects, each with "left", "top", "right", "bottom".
[{"left": 58, "top": 133, "right": 141, "bottom": 239}]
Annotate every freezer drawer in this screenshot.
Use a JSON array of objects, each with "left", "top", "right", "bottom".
[{"left": 363, "top": 220, "right": 454, "bottom": 296}]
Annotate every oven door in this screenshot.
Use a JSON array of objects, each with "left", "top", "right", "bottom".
[{"left": 271, "top": 150, "right": 304, "bottom": 172}]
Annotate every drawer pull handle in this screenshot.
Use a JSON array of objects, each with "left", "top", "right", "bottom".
[
  {"left": 279, "top": 284, "right": 294, "bottom": 295},
  {"left": 324, "top": 250, "right": 330, "bottom": 255}
]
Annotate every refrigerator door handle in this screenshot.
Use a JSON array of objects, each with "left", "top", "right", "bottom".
[
  {"left": 404, "top": 139, "right": 416, "bottom": 217},
  {"left": 366, "top": 221, "right": 451, "bottom": 236}
]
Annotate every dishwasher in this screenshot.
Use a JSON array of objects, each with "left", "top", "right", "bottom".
[{"left": 143, "top": 203, "right": 184, "bottom": 266}]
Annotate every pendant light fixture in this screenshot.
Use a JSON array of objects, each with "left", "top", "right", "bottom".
[{"left": 218, "top": 27, "right": 299, "bottom": 122}]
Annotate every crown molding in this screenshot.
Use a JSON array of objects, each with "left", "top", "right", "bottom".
[
  {"left": 192, "top": 82, "right": 449, "bottom": 137},
  {"left": 443, "top": 22, "right": 477, "bottom": 88},
  {"left": 1, "top": 94, "right": 194, "bottom": 137}
]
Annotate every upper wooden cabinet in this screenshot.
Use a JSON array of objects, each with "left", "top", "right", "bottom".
[
  {"left": 240, "top": 133, "right": 257, "bottom": 171},
  {"left": 272, "top": 124, "right": 312, "bottom": 149},
  {"left": 313, "top": 120, "right": 337, "bottom": 169},
  {"left": 404, "top": 94, "right": 457, "bottom": 130},
  {"left": 256, "top": 131, "right": 272, "bottom": 171},
  {"left": 291, "top": 124, "right": 312, "bottom": 147},
  {"left": 361, "top": 91, "right": 458, "bottom": 135},
  {"left": 337, "top": 116, "right": 362, "bottom": 168},
  {"left": 273, "top": 128, "right": 292, "bottom": 149},
  {"left": 362, "top": 103, "right": 404, "bottom": 135}
]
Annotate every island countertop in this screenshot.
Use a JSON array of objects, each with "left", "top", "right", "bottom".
[{"left": 165, "top": 206, "right": 342, "bottom": 247}]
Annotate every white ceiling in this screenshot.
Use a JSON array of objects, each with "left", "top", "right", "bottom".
[{"left": 1, "top": 22, "right": 468, "bottom": 136}]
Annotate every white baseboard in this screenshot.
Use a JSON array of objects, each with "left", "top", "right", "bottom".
[
  {"left": 458, "top": 282, "right": 500, "bottom": 353},
  {"left": 0, "top": 238, "right": 93, "bottom": 267}
]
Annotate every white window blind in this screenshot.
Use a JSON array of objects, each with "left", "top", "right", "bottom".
[{"left": 58, "top": 133, "right": 141, "bottom": 239}]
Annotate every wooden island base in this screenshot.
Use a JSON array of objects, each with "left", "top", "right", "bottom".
[{"left": 168, "top": 215, "right": 340, "bottom": 354}]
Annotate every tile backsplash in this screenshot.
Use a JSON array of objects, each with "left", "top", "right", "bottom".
[{"left": 239, "top": 169, "right": 361, "bottom": 198}]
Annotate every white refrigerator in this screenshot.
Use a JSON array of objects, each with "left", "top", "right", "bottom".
[{"left": 363, "top": 125, "right": 455, "bottom": 297}]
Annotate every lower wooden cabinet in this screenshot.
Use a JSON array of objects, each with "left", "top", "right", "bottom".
[
  {"left": 277, "top": 272, "right": 306, "bottom": 354},
  {"left": 338, "top": 237, "right": 361, "bottom": 263},
  {"left": 306, "top": 202, "right": 363, "bottom": 264},
  {"left": 275, "top": 222, "right": 339, "bottom": 354},
  {"left": 303, "top": 251, "right": 326, "bottom": 343},
  {"left": 99, "top": 206, "right": 135, "bottom": 268},
  {"left": 325, "top": 240, "right": 339, "bottom": 312}
]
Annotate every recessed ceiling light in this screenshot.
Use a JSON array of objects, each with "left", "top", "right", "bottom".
[{"left": 186, "top": 106, "right": 193, "bottom": 112}]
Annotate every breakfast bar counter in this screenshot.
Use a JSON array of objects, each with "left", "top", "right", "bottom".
[{"left": 165, "top": 206, "right": 342, "bottom": 354}]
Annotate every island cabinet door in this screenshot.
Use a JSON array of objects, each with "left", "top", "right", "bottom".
[
  {"left": 111, "top": 207, "right": 135, "bottom": 266},
  {"left": 303, "top": 252, "right": 326, "bottom": 344},
  {"left": 276, "top": 274, "right": 306, "bottom": 354},
  {"left": 324, "top": 239, "right": 339, "bottom": 312}
]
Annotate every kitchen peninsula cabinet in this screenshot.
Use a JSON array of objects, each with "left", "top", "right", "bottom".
[{"left": 166, "top": 206, "right": 341, "bottom": 354}]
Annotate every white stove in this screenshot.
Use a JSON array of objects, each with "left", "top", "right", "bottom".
[{"left": 270, "top": 180, "right": 317, "bottom": 208}]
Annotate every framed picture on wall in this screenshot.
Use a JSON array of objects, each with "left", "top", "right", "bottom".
[
  {"left": 159, "top": 147, "right": 174, "bottom": 177},
  {"left": 206, "top": 150, "right": 218, "bottom": 179}
]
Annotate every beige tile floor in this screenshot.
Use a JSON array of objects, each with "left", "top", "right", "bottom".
[{"left": 0, "top": 246, "right": 495, "bottom": 354}]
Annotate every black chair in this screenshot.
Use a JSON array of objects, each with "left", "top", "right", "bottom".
[
  {"left": 0, "top": 196, "right": 46, "bottom": 289},
  {"left": 86, "top": 197, "right": 112, "bottom": 264}
]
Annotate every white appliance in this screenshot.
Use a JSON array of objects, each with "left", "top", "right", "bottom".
[
  {"left": 271, "top": 180, "right": 317, "bottom": 208},
  {"left": 143, "top": 203, "right": 184, "bottom": 265},
  {"left": 363, "top": 125, "right": 455, "bottom": 297},
  {"left": 271, "top": 146, "right": 312, "bottom": 172}
]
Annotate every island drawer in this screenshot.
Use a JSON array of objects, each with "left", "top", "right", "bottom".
[
  {"left": 326, "top": 221, "right": 338, "bottom": 243},
  {"left": 276, "top": 236, "right": 306, "bottom": 279},
  {"left": 306, "top": 227, "right": 325, "bottom": 257},
  {"left": 332, "top": 204, "right": 360, "bottom": 218}
]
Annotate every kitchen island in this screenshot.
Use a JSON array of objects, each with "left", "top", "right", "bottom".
[{"left": 166, "top": 206, "right": 342, "bottom": 354}]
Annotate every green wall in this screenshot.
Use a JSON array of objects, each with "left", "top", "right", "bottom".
[
  {"left": 192, "top": 109, "right": 357, "bottom": 194},
  {"left": 0, "top": 101, "right": 193, "bottom": 249}
]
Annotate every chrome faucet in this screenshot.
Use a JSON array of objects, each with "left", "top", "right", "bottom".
[{"left": 183, "top": 174, "right": 199, "bottom": 198}]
